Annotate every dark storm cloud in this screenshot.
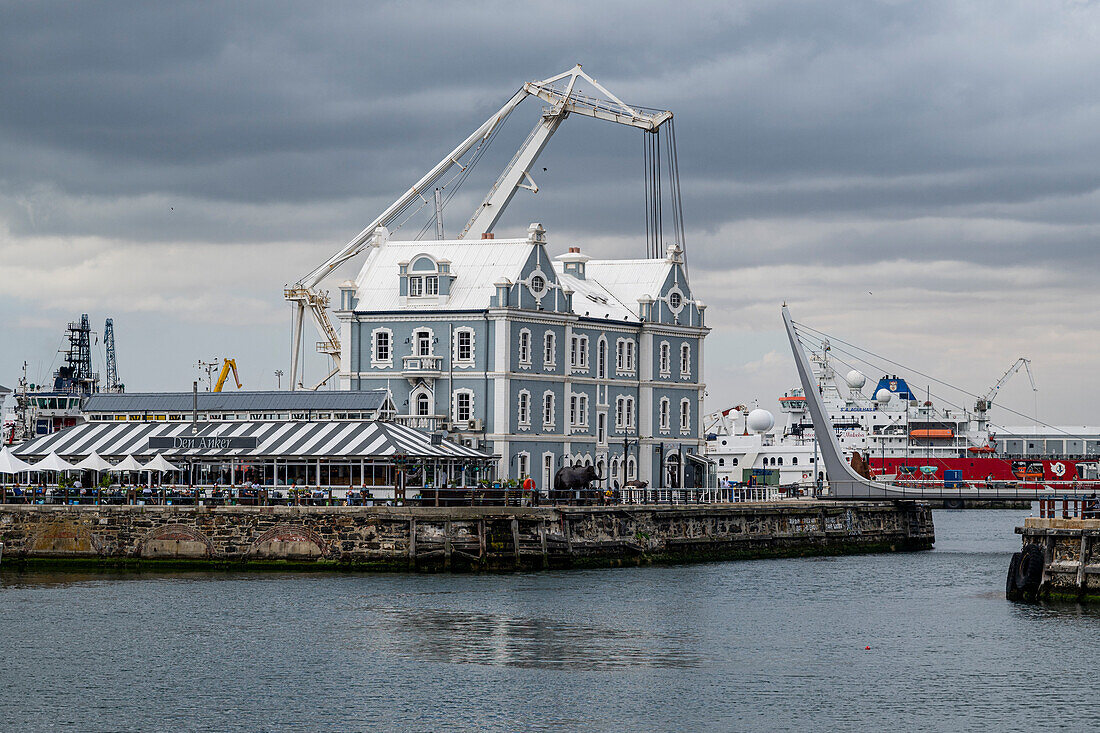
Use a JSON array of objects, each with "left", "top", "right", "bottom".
[{"left": 4, "top": 1, "right": 1100, "bottom": 251}]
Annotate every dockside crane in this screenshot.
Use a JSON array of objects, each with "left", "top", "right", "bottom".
[
  {"left": 974, "top": 357, "right": 1037, "bottom": 433},
  {"left": 104, "top": 318, "right": 124, "bottom": 393},
  {"left": 285, "top": 65, "right": 675, "bottom": 390}
]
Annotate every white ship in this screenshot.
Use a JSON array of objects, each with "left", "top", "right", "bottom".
[{"left": 706, "top": 341, "right": 1100, "bottom": 491}]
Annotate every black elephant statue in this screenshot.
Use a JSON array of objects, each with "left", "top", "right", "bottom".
[{"left": 552, "top": 464, "right": 604, "bottom": 503}]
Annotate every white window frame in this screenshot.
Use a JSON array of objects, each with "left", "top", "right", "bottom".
[
  {"left": 625, "top": 396, "right": 635, "bottom": 429},
  {"left": 680, "top": 343, "right": 691, "bottom": 380},
  {"left": 453, "top": 327, "right": 475, "bottom": 366},
  {"left": 453, "top": 389, "right": 474, "bottom": 424},
  {"left": 680, "top": 398, "right": 691, "bottom": 434},
  {"left": 569, "top": 393, "right": 588, "bottom": 428},
  {"left": 616, "top": 337, "right": 636, "bottom": 374},
  {"left": 659, "top": 341, "right": 671, "bottom": 376},
  {"left": 425, "top": 275, "right": 439, "bottom": 296},
  {"left": 517, "top": 451, "right": 530, "bottom": 479},
  {"left": 543, "top": 391, "right": 556, "bottom": 429},
  {"left": 409, "top": 276, "right": 423, "bottom": 297},
  {"left": 518, "top": 328, "right": 532, "bottom": 368},
  {"left": 543, "top": 453, "right": 554, "bottom": 493},
  {"left": 615, "top": 397, "right": 624, "bottom": 429},
  {"left": 659, "top": 397, "right": 671, "bottom": 433},
  {"left": 543, "top": 331, "right": 556, "bottom": 370},
  {"left": 517, "top": 389, "right": 531, "bottom": 429},
  {"left": 413, "top": 328, "right": 434, "bottom": 357},
  {"left": 370, "top": 327, "right": 394, "bottom": 368},
  {"left": 627, "top": 457, "right": 637, "bottom": 480},
  {"left": 578, "top": 336, "right": 589, "bottom": 369}
]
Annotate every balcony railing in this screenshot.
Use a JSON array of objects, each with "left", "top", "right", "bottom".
[
  {"left": 393, "top": 414, "right": 446, "bottom": 431},
  {"left": 402, "top": 355, "right": 443, "bottom": 374}
]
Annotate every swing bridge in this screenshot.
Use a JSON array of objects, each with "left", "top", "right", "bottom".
[{"left": 783, "top": 306, "right": 1100, "bottom": 502}]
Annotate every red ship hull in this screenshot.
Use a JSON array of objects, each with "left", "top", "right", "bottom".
[{"left": 868, "top": 455, "right": 1098, "bottom": 487}]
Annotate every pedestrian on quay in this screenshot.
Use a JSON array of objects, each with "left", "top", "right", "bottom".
[{"left": 522, "top": 474, "right": 538, "bottom": 506}]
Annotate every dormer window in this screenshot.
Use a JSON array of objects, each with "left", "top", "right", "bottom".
[
  {"left": 409, "top": 275, "right": 438, "bottom": 297},
  {"left": 407, "top": 255, "right": 444, "bottom": 299}
]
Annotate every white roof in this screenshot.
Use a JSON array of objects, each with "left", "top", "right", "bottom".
[
  {"left": 557, "top": 270, "right": 639, "bottom": 322},
  {"left": 354, "top": 237, "right": 532, "bottom": 311},
  {"left": 351, "top": 235, "right": 686, "bottom": 322},
  {"left": 582, "top": 258, "right": 674, "bottom": 306}
]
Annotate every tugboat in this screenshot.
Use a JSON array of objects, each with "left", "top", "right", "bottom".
[{"left": 5, "top": 314, "right": 123, "bottom": 445}]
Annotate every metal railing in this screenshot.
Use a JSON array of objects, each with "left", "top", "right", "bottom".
[{"left": 1038, "top": 496, "right": 1100, "bottom": 519}]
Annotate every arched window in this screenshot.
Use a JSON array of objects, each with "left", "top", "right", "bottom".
[
  {"left": 778, "top": 457, "right": 784, "bottom": 466},
  {"left": 719, "top": 458, "right": 725, "bottom": 466},
  {"left": 659, "top": 398, "right": 671, "bottom": 432},
  {"left": 679, "top": 398, "right": 690, "bottom": 433},
  {"left": 680, "top": 343, "right": 691, "bottom": 379},
  {"left": 543, "top": 392, "right": 555, "bottom": 428},
  {"left": 792, "top": 456, "right": 798, "bottom": 465},
  {"left": 732, "top": 458, "right": 739, "bottom": 466},
  {"left": 598, "top": 338, "right": 608, "bottom": 379},
  {"left": 415, "top": 393, "right": 430, "bottom": 417},
  {"left": 627, "top": 457, "right": 637, "bottom": 480}
]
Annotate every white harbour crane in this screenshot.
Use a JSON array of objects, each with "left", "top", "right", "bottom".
[
  {"left": 285, "top": 65, "right": 674, "bottom": 390},
  {"left": 974, "top": 357, "right": 1037, "bottom": 433}
]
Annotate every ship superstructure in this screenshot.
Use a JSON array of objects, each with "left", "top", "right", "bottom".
[{"left": 4, "top": 315, "right": 123, "bottom": 445}]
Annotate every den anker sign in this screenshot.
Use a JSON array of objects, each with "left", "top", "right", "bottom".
[{"left": 147, "top": 436, "right": 259, "bottom": 451}]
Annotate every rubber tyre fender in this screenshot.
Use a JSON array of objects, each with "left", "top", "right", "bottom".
[
  {"left": 1006, "top": 551, "right": 1023, "bottom": 599},
  {"left": 1015, "top": 544, "right": 1045, "bottom": 594}
]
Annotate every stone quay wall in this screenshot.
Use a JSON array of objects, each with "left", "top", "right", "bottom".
[
  {"left": 0, "top": 501, "right": 934, "bottom": 572},
  {"left": 1014, "top": 517, "right": 1100, "bottom": 602}
]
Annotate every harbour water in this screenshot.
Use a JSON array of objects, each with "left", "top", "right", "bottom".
[{"left": 2, "top": 508, "right": 1098, "bottom": 732}]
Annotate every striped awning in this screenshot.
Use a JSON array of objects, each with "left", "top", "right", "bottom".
[{"left": 12, "top": 421, "right": 492, "bottom": 460}]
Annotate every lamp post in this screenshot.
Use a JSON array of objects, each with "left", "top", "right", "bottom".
[{"left": 275, "top": 370, "right": 284, "bottom": 389}]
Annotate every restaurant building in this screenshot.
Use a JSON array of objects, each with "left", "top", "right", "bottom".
[{"left": 13, "top": 391, "right": 494, "bottom": 497}]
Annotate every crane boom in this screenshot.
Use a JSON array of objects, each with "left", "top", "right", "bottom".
[
  {"left": 285, "top": 64, "right": 673, "bottom": 390},
  {"left": 213, "top": 359, "right": 242, "bottom": 392},
  {"left": 462, "top": 65, "right": 672, "bottom": 238},
  {"left": 976, "top": 357, "right": 1036, "bottom": 413}
]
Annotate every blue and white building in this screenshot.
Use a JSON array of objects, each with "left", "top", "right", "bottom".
[{"left": 335, "top": 223, "right": 710, "bottom": 490}]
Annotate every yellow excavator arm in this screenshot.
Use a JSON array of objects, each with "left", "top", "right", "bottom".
[{"left": 213, "top": 359, "right": 242, "bottom": 392}]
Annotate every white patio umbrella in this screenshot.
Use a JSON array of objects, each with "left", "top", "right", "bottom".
[
  {"left": 143, "top": 454, "right": 181, "bottom": 473},
  {"left": 33, "top": 452, "right": 76, "bottom": 472},
  {"left": 0, "top": 445, "right": 33, "bottom": 474},
  {"left": 111, "top": 455, "right": 145, "bottom": 472},
  {"left": 73, "top": 451, "right": 113, "bottom": 471}
]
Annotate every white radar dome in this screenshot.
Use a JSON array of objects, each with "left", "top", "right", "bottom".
[
  {"left": 875, "top": 388, "right": 893, "bottom": 404},
  {"left": 845, "top": 370, "right": 867, "bottom": 389},
  {"left": 746, "top": 409, "right": 775, "bottom": 433}
]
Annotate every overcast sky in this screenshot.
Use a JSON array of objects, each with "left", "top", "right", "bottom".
[{"left": 2, "top": 0, "right": 1099, "bottom": 427}]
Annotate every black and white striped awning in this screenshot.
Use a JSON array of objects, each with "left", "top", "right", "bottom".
[{"left": 13, "top": 421, "right": 491, "bottom": 460}]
